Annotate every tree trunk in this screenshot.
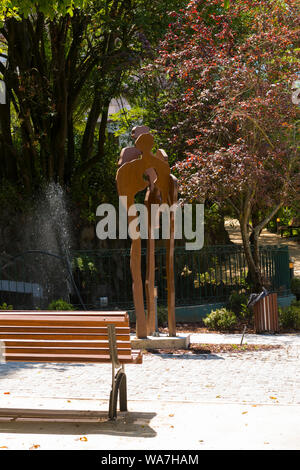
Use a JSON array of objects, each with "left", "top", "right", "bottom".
[
  {"left": 0, "top": 92, "right": 18, "bottom": 180},
  {"left": 50, "top": 19, "right": 69, "bottom": 184},
  {"left": 240, "top": 199, "right": 284, "bottom": 291},
  {"left": 65, "top": 116, "right": 75, "bottom": 183},
  {"left": 80, "top": 91, "right": 102, "bottom": 163},
  {"left": 239, "top": 190, "right": 264, "bottom": 291},
  {"left": 240, "top": 215, "right": 263, "bottom": 291}
]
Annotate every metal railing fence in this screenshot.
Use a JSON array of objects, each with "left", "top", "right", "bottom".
[{"left": 0, "top": 245, "right": 291, "bottom": 311}]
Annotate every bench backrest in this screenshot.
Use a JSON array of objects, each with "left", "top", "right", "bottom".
[{"left": 0, "top": 311, "right": 139, "bottom": 364}]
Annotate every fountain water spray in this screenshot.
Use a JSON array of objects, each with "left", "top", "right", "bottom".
[{"left": 2, "top": 182, "right": 86, "bottom": 309}]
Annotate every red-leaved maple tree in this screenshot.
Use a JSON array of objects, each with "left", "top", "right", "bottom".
[{"left": 154, "top": 0, "right": 300, "bottom": 289}]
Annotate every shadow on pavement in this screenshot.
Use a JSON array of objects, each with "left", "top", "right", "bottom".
[
  {"left": 0, "top": 410, "right": 157, "bottom": 438},
  {"left": 0, "top": 361, "right": 95, "bottom": 379},
  {"left": 147, "top": 352, "right": 225, "bottom": 360}
]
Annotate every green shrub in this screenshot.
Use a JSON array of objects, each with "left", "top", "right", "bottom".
[
  {"left": 228, "top": 291, "right": 249, "bottom": 316},
  {"left": 203, "top": 308, "right": 237, "bottom": 331},
  {"left": 0, "top": 302, "right": 13, "bottom": 310},
  {"left": 291, "top": 278, "right": 300, "bottom": 300},
  {"left": 48, "top": 299, "right": 74, "bottom": 311},
  {"left": 278, "top": 305, "right": 300, "bottom": 329}
]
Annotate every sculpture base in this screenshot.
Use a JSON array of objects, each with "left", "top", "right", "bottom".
[{"left": 131, "top": 334, "right": 190, "bottom": 350}]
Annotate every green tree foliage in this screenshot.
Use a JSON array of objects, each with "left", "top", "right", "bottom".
[
  {"left": 0, "top": 0, "right": 186, "bottom": 218},
  {"left": 140, "top": 0, "right": 300, "bottom": 289}
]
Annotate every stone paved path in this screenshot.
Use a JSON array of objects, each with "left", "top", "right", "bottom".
[{"left": 1, "top": 333, "right": 299, "bottom": 407}]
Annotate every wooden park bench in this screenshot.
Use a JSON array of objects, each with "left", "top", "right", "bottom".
[{"left": 0, "top": 311, "right": 142, "bottom": 420}]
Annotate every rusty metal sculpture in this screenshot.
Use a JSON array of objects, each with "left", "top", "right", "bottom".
[{"left": 116, "top": 127, "right": 178, "bottom": 339}]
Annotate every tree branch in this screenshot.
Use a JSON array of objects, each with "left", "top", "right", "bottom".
[{"left": 253, "top": 202, "right": 284, "bottom": 235}]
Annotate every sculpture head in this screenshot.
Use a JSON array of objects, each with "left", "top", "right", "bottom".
[
  {"left": 135, "top": 132, "right": 154, "bottom": 154},
  {"left": 131, "top": 125, "right": 150, "bottom": 142}
]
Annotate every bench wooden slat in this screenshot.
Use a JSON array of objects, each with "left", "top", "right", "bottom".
[
  {"left": 4, "top": 350, "right": 143, "bottom": 364},
  {"left": 2, "top": 340, "right": 131, "bottom": 348},
  {"left": 4, "top": 347, "right": 132, "bottom": 355},
  {"left": 0, "top": 311, "right": 128, "bottom": 316},
  {"left": 0, "top": 317, "right": 128, "bottom": 328},
  {"left": 0, "top": 326, "right": 130, "bottom": 334},
  {"left": 0, "top": 311, "right": 127, "bottom": 317},
  {"left": 0, "top": 333, "right": 131, "bottom": 341}
]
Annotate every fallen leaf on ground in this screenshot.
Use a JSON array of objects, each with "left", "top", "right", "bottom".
[
  {"left": 29, "top": 445, "right": 40, "bottom": 450},
  {"left": 79, "top": 437, "right": 88, "bottom": 442},
  {"left": 3, "top": 392, "right": 10, "bottom": 395},
  {"left": 242, "top": 412, "right": 248, "bottom": 415}
]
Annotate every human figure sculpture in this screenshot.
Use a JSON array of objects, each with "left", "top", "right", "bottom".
[{"left": 116, "top": 127, "right": 178, "bottom": 338}]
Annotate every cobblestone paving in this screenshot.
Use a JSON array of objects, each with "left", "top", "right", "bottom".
[{"left": 0, "top": 334, "right": 299, "bottom": 406}]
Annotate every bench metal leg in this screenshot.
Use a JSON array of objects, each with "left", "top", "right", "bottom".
[
  {"left": 107, "top": 324, "right": 128, "bottom": 420},
  {"left": 119, "top": 367, "right": 127, "bottom": 412},
  {"left": 108, "top": 365, "right": 128, "bottom": 420}
]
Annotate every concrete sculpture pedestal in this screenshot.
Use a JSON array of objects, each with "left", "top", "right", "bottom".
[{"left": 131, "top": 334, "right": 190, "bottom": 350}]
